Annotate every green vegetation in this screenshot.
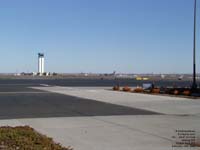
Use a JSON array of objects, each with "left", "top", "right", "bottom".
[{"left": 0, "top": 126, "right": 73, "bottom": 150}]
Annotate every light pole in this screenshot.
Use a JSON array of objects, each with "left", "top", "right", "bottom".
[{"left": 192, "top": 0, "right": 197, "bottom": 90}]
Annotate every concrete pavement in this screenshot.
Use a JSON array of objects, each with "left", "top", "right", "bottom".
[
  {"left": 33, "top": 86, "right": 200, "bottom": 115},
  {"left": 0, "top": 115, "right": 199, "bottom": 150},
  {"left": 0, "top": 85, "right": 200, "bottom": 150}
]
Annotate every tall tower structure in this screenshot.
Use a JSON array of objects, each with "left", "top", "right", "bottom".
[{"left": 38, "top": 53, "right": 44, "bottom": 75}]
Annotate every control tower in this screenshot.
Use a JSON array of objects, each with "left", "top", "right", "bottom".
[{"left": 38, "top": 53, "right": 44, "bottom": 75}]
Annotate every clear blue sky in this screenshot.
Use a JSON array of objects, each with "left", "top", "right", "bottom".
[{"left": 0, "top": 0, "right": 199, "bottom": 74}]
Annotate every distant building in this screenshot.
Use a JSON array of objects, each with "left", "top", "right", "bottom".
[{"left": 38, "top": 53, "right": 44, "bottom": 75}]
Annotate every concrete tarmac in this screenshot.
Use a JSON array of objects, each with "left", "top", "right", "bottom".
[
  {"left": 0, "top": 80, "right": 200, "bottom": 150},
  {"left": 0, "top": 84, "right": 159, "bottom": 120}
]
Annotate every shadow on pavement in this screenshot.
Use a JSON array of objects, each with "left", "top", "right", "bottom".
[{"left": 0, "top": 90, "right": 161, "bottom": 119}]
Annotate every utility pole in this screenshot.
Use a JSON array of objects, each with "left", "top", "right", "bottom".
[{"left": 192, "top": 0, "right": 197, "bottom": 91}]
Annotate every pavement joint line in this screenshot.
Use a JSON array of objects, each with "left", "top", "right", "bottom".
[
  {"left": 164, "top": 113, "right": 200, "bottom": 117},
  {"left": 90, "top": 116, "right": 173, "bottom": 143}
]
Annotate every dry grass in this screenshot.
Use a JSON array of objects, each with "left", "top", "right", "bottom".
[{"left": 0, "top": 126, "right": 73, "bottom": 150}]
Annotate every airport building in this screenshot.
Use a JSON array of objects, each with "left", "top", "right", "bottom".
[{"left": 38, "top": 53, "right": 44, "bottom": 75}]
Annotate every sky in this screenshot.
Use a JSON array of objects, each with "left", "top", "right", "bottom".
[{"left": 0, "top": 0, "right": 199, "bottom": 74}]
